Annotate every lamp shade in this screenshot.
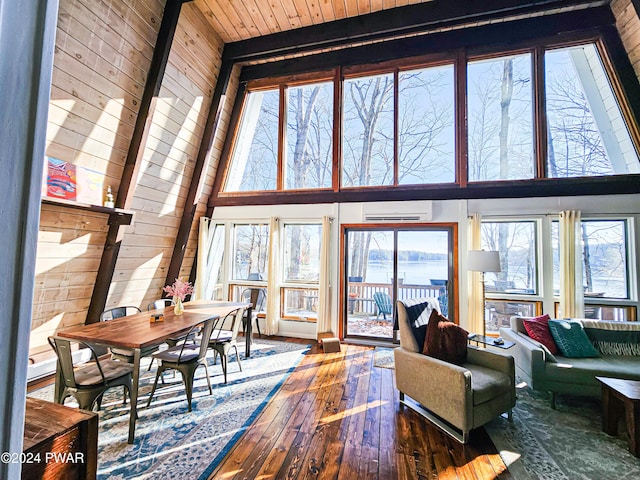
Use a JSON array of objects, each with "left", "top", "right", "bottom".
[{"left": 467, "top": 250, "right": 501, "bottom": 273}]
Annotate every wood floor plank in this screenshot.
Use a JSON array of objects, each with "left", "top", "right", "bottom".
[{"left": 208, "top": 341, "right": 512, "bottom": 480}]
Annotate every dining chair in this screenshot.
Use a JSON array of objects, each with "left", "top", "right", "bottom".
[
  {"left": 241, "top": 288, "right": 266, "bottom": 338},
  {"left": 146, "top": 318, "right": 216, "bottom": 412},
  {"left": 48, "top": 336, "right": 134, "bottom": 411},
  {"left": 147, "top": 298, "right": 194, "bottom": 348},
  {"left": 147, "top": 298, "right": 174, "bottom": 311},
  {"left": 209, "top": 307, "right": 246, "bottom": 384}
]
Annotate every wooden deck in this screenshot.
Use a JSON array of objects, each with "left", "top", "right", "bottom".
[{"left": 209, "top": 341, "right": 511, "bottom": 479}]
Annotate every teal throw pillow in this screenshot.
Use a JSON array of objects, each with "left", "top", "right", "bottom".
[{"left": 548, "top": 320, "right": 599, "bottom": 358}]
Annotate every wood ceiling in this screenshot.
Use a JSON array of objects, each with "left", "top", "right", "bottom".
[{"left": 194, "top": 0, "right": 433, "bottom": 43}]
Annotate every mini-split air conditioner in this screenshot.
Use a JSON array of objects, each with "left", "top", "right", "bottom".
[{"left": 362, "top": 201, "right": 432, "bottom": 222}]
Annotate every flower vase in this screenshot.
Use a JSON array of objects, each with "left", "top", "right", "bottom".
[{"left": 174, "top": 297, "right": 184, "bottom": 315}]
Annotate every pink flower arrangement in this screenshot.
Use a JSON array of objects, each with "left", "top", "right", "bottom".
[{"left": 163, "top": 278, "right": 194, "bottom": 301}]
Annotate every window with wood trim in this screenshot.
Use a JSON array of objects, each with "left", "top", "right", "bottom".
[{"left": 221, "top": 38, "right": 640, "bottom": 195}]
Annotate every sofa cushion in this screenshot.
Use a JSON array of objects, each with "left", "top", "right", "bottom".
[
  {"left": 544, "top": 355, "right": 640, "bottom": 384},
  {"left": 423, "top": 310, "right": 468, "bottom": 365},
  {"left": 548, "top": 320, "right": 599, "bottom": 358},
  {"left": 523, "top": 314, "right": 558, "bottom": 355},
  {"left": 465, "top": 363, "right": 512, "bottom": 406}
]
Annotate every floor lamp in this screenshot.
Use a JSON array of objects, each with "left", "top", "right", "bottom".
[{"left": 467, "top": 250, "right": 501, "bottom": 337}]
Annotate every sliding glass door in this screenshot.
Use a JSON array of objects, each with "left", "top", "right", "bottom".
[{"left": 343, "top": 225, "right": 455, "bottom": 342}]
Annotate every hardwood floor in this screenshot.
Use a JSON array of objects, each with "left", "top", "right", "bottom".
[{"left": 209, "top": 341, "right": 512, "bottom": 479}]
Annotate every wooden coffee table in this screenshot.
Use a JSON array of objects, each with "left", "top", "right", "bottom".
[{"left": 596, "top": 376, "right": 640, "bottom": 457}]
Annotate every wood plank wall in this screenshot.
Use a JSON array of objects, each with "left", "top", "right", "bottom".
[
  {"left": 613, "top": 0, "right": 640, "bottom": 79},
  {"left": 108, "top": 2, "right": 224, "bottom": 310},
  {"left": 32, "top": 0, "right": 233, "bottom": 355}
]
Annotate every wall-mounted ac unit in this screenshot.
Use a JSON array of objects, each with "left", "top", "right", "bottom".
[{"left": 362, "top": 201, "right": 432, "bottom": 222}]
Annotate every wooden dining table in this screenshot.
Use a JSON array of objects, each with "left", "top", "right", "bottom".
[{"left": 56, "top": 300, "right": 251, "bottom": 444}]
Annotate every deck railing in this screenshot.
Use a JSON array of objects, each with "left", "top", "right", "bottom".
[{"left": 348, "top": 282, "right": 443, "bottom": 315}]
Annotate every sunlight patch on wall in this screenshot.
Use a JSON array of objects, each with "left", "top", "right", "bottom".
[{"left": 45, "top": 99, "right": 75, "bottom": 148}]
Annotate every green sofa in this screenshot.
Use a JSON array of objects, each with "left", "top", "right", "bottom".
[{"left": 500, "top": 317, "right": 640, "bottom": 405}]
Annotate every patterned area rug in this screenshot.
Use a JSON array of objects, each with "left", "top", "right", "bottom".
[
  {"left": 485, "top": 384, "right": 640, "bottom": 479},
  {"left": 373, "top": 346, "right": 395, "bottom": 369},
  {"left": 29, "top": 339, "right": 309, "bottom": 480}
]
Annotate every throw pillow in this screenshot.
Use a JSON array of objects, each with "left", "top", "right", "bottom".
[
  {"left": 423, "top": 309, "right": 468, "bottom": 365},
  {"left": 548, "top": 319, "right": 600, "bottom": 358},
  {"left": 522, "top": 314, "right": 559, "bottom": 355}
]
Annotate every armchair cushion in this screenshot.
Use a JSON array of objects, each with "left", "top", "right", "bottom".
[
  {"left": 466, "top": 364, "right": 512, "bottom": 406},
  {"left": 423, "top": 310, "right": 468, "bottom": 365}
]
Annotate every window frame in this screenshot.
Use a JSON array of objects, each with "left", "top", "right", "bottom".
[{"left": 218, "top": 33, "right": 640, "bottom": 198}]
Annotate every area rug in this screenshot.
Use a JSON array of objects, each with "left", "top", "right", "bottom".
[
  {"left": 373, "top": 346, "right": 395, "bottom": 369},
  {"left": 29, "top": 339, "right": 309, "bottom": 480},
  {"left": 485, "top": 384, "right": 640, "bottom": 479}
]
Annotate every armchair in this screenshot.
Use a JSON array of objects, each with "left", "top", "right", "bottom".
[{"left": 394, "top": 301, "right": 516, "bottom": 443}]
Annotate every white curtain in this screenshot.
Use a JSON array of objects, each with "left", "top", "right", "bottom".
[
  {"left": 559, "top": 210, "right": 584, "bottom": 318},
  {"left": 468, "top": 213, "right": 485, "bottom": 335},
  {"left": 193, "top": 217, "right": 210, "bottom": 300},
  {"left": 265, "top": 216, "right": 280, "bottom": 335},
  {"left": 316, "top": 216, "right": 332, "bottom": 335}
]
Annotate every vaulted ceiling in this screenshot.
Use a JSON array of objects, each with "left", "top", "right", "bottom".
[{"left": 194, "top": 0, "right": 434, "bottom": 43}]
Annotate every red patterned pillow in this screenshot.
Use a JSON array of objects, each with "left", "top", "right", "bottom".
[
  {"left": 423, "top": 309, "right": 469, "bottom": 365},
  {"left": 522, "top": 314, "right": 558, "bottom": 355}
]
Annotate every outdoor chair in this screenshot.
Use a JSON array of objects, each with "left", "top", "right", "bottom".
[
  {"left": 100, "top": 306, "right": 160, "bottom": 364},
  {"left": 48, "top": 336, "right": 133, "bottom": 411},
  {"left": 241, "top": 288, "right": 266, "bottom": 338},
  {"left": 209, "top": 307, "right": 246, "bottom": 384},
  {"left": 146, "top": 318, "right": 216, "bottom": 412},
  {"left": 373, "top": 292, "right": 393, "bottom": 320}
]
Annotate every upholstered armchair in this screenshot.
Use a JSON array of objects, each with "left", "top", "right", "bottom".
[{"left": 394, "top": 301, "right": 516, "bottom": 443}]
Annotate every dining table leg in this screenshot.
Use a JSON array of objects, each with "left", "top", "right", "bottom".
[
  {"left": 127, "top": 348, "right": 141, "bottom": 444},
  {"left": 245, "top": 306, "right": 253, "bottom": 358}
]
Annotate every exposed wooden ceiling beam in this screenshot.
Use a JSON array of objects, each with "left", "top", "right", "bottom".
[
  {"left": 223, "top": 0, "right": 608, "bottom": 63},
  {"left": 86, "top": 0, "right": 190, "bottom": 324},
  {"left": 210, "top": 175, "right": 640, "bottom": 207},
  {"left": 239, "top": 6, "right": 613, "bottom": 82}
]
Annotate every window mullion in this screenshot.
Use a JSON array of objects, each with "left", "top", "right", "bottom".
[
  {"left": 456, "top": 48, "right": 467, "bottom": 188},
  {"left": 393, "top": 69, "right": 399, "bottom": 185},
  {"left": 533, "top": 46, "right": 547, "bottom": 179},
  {"left": 333, "top": 67, "right": 341, "bottom": 192},
  {"left": 277, "top": 85, "right": 286, "bottom": 191}
]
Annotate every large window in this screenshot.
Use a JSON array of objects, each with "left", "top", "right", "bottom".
[
  {"left": 285, "top": 82, "right": 334, "bottom": 190},
  {"left": 546, "top": 44, "right": 640, "bottom": 178},
  {"left": 552, "top": 219, "right": 629, "bottom": 299},
  {"left": 233, "top": 224, "right": 269, "bottom": 280},
  {"left": 225, "top": 90, "right": 279, "bottom": 191},
  {"left": 282, "top": 224, "right": 322, "bottom": 321},
  {"left": 398, "top": 64, "right": 456, "bottom": 184},
  {"left": 468, "top": 53, "right": 534, "bottom": 182},
  {"left": 342, "top": 73, "right": 395, "bottom": 187},
  {"left": 481, "top": 221, "right": 538, "bottom": 294},
  {"left": 222, "top": 38, "right": 640, "bottom": 194}
]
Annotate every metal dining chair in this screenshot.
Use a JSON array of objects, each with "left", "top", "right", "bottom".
[
  {"left": 209, "top": 307, "right": 246, "bottom": 384},
  {"left": 48, "top": 336, "right": 134, "bottom": 411},
  {"left": 147, "top": 298, "right": 174, "bottom": 311},
  {"left": 241, "top": 288, "right": 266, "bottom": 338},
  {"left": 146, "top": 318, "right": 216, "bottom": 412},
  {"left": 147, "top": 298, "right": 194, "bottom": 348}
]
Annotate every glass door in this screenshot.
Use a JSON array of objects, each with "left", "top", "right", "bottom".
[
  {"left": 344, "top": 226, "right": 455, "bottom": 342},
  {"left": 346, "top": 230, "right": 394, "bottom": 340}
]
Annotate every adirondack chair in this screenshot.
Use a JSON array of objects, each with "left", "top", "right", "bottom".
[{"left": 373, "top": 292, "right": 393, "bottom": 320}]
